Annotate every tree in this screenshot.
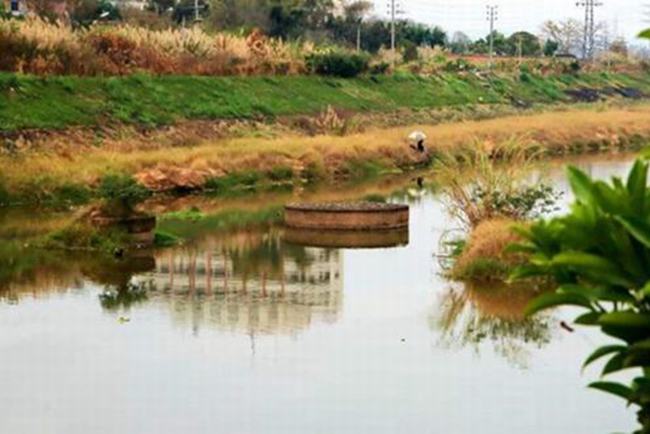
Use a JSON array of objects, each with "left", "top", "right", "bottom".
[
  {"left": 68, "top": 0, "right": 121, "bottom": 25},
  {"left": 208, "top": 0, "right": 270, "bottom": 31},
  {"left": 397, "top": 21, "right": 446, "bottom": 47},
  {"left": 541, "top": 19, "right": 582, "bottom": 56},
  {"left": 543, "top": 39, "right": 559, "bottom": 57},
  {"left": 482, "top": 30, "right": 508, "bottom": 55},
  {"left": 449, "top": 31, "right": 471, "bottom": 54},
  {"left": 609, "top": 37, "right": 628, "bottom": 56},
  {"left": 172, "top": 0, "right": 208, "bottom": 24},
  {"left": 268, "top": 0, "right": 333, "bottom": 40},
  {"left": 343, "top": 0, "right": 372, "bottom": 22},
  {"left": 507, "top": 31, "right": 541, "bottom": 57}
]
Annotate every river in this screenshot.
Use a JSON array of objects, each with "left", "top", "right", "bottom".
[{"left": 0, "top": 152, "right": 639, "bottom": 434}]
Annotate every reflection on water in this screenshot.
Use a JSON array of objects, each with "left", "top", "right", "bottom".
[
  {"left": 140, "top": 231, "right": 343, "bottom": 335},
  {"left": 433, "top": 282, "right": 553, "bottom": 368}
]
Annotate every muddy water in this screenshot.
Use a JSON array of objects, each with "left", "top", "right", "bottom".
[{"left": 0, "top": 153, "right": 639, "bottom": 434}]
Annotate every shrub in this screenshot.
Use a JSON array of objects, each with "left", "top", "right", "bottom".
[
  {"left": 438, "top": 140, "right": 559, "bottom": 228},
  {"left": 97, "top": 173, "right": 151, "bottom": 208},
  {"left": 305, "top": 51, "right": 369, "bottom": 78},
  {"left": 266, "top": 166, "right": 293, "bottom": 182},
  {"left": 369, "top": 61, "right": 390, "bottom": 75},
  {"left": 44, "top": 223, "right": 128, "bottom": 253},
  {"left": 0, "top": 18, "right": 307, "bottom": 76},
  {"left": 452, "top": 218, "right": 525, "bottom": 281},
  {"left": 402, "top": 41, "right": 419, "bottom": 63}
]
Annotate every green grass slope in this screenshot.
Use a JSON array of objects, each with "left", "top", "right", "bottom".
[{"left": 1, "top": 72, "right": 650, "bottom": 131}]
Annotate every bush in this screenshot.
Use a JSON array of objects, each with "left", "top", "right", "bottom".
[
  {"left": 369, "top": 61, "right": 390, "bottom": 75},
  {"left": 452, "top": 218, "right": 524, "bottom": 281},
  {"left": 97, "top": 174, "right": 151, "bottom": 207},
  {"left": 402, "top": 41, "right": 419, "bottom": 63},
  {"left": 512, "top": 160, "right": 650, "bottom": 434},
  {"left": 305, "top": 51, "right": 370, "bottom": 78}
]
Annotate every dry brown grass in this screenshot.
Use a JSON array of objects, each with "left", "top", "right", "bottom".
[
  {"left": 452, "top": 218, "right": 525, "bottom": 281},
  {"left": 2, "top": 104, "right": 650, "bottom": 195},
  {"left": 0, "top": 18, "right": 308, "bottom": 75}
]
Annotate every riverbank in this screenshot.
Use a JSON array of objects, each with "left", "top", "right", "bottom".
[
  {"left": 2, "top": 71, "right": 650, "bottom": 134},
  {"left": 1, "top": 104, "right": 650, "bottom": 206}
]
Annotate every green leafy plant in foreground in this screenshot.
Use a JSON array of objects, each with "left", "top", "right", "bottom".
[{"left": 511, "top": 159, "right": 650, "bottom": 433}]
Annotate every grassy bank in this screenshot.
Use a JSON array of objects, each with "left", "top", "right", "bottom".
[
  {"left": 2, "top": 72, "right": 650, "bottom": 131},
  {"left": 2, "top": 104, "right": 650, "bottom": 206}
]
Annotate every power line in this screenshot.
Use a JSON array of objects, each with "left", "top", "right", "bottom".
[
  {"left": 386, "top": 0, "right": 405, "bottom": 59},
  {"left": 487, "top": 4, "right": 499, "bottom": 66},
  {"left": 576, "top": 0, "right": 603, "bottom": 59}
]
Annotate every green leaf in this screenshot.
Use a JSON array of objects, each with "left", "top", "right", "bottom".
[
  {"left": 589, "top": 381, "right": 633, "bottom": 401},
  {"left": 639, "top": 29, "right": 650, "bottom": 40},
  {"left": 626, "top": 160, "right": 648, "bottom": 210},
  {"left": 616, "top": 216, "right": 650, "bottom": 249},
  {"left": 599, "top": 312, "right": 650, "bottom": 329},
  {"left": 599, "top": 312, "right": 650, "bottom": 343},
  {"left": 567, "top": 166, "right": 596, "bottom": 207},
  {"left": 575, "top": 311, "right": 601, "bottom": 325},
  {"left": 504, "top": 242, "right": 537, "bottom": 255},
  {"left": 551, "top": 252, "right": 633, "bottom": 287},
  {"left": 602, "top": 352, "right": 626, "bottom": 376},
  {"left": 508, "top": 264, "right": 545, "bottom": 281},
  {"left": 525, "top": 292, "right": 592, "bottom": 316},
  {"left": 583, "top": 345, "right": 626, "bottom": 369}
]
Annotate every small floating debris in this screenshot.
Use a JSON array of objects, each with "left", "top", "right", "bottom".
[
  {"left": 118, "top": 316, "right": 131, "bottom": 324},
  {"left": 284, "top": 201, "right": 409, "bottom": 231}
]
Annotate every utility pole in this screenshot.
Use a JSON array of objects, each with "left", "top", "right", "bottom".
[
  {"left": 357, "top": 18, "right": 362, "bottom": 52},
  {"left": 486, "top": 5, "right": 498, "bottom": 68},
  {"left": 576, "top": 0, "right": 603, "bottom": 60},
  {"left": 386, "top": 0, "right": 403, "bottom": 62},
  {"left": 194, "top": 0, "right": 200, "bottom": 22}
]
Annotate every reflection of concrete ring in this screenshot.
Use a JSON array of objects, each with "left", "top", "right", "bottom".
[
  {"left": 283, "top": 227, "right": 409, "bottom": 249},
  {"left": 284, "top": 202, "right": 409, "bottom": 230}
]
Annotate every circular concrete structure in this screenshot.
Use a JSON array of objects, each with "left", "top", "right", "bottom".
[{"left": 284, "top": 202, "right": 409, "bottom": 231}]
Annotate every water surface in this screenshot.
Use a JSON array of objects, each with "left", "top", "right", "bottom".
[{"left": 0, "top": 152, "right": 639, "bottom": 434}]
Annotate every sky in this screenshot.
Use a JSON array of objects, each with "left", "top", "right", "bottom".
[{"left": 368, "top": 0, "right": 649, "bottom": 45}]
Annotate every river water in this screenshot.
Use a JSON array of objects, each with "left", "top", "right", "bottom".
[{"left": 0, "top": 153, "right": 639, "bottom": 434}]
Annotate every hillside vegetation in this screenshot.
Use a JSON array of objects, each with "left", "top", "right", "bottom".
[{"left": 2, "top": 71, "right": 650, "bottom": 131}]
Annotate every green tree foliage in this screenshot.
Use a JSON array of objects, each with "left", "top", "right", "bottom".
[
  {"left": 543, "top": 39, "right": 559, "bottom": 57},
  {"left": 401, "top": 40, "right": 418, "bottom": 62},
  {"left": 449, "top": 31, "right": 471, "bottom": 54},
  {"left": 305, "top": 50, "right": 369, "bottom": 77},
  {"left": 398, "top": 22, "right": 446, "bottom": 47},
  {"left": 172, "top": 0, "right": 209, "bottom": 24},
  {"left": 507, "top": 31, "right": 541, "bottom": 56},
  {"left": 69, "top": 0, "right": 121, "bottom": 26},
  {"left": 208, "top": 0, "right": 270, "bottom": 30},
  {"left": 511, "top": 160, "right": 650, "bottom": 434}
]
